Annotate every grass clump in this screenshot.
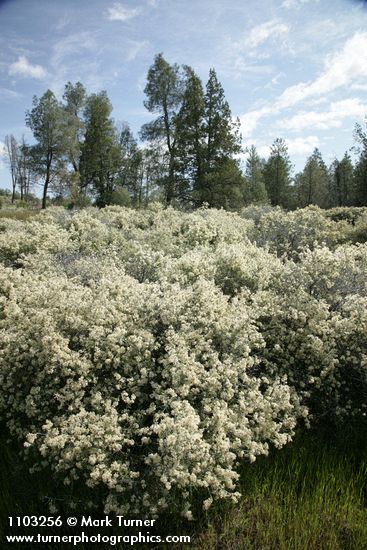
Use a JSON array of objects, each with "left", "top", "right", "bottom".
[
  {"left": 1, "top": 425, "right": 366, "bottom": 549},
  {"left": 0, "top": 209, "right": 38, "bottom": 221}
]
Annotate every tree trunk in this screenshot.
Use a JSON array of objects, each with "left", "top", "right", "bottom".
[
  {"left": 165, "top": 159, "right": 175, "bottom": 205},
  {"left": 42, "top": 152, "right": 52, "bottom": 209},
  {"left": 42, "top": 178, "right": 49, "bottom": 209}
]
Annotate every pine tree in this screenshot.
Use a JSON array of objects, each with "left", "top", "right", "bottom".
[
  {"left": 297, "top": 148, "right": 329, "bottom": 208},
  {"left": 243, "top": 145, "right": 268, "bottom": 204},
  {"left": 199, "top": 69, "right": 243, "bottom": 208},
  {"left": 175, "top": 65, "right": 206, "bottom": 205},
  {"left": 79, "top": 91, "right": 121, "bottom": 206},
  {"left": 118, "top": 123, "right": 144, "bottom": 206},
  {"left": 263, "top": 138, "right": 292, "bottom": 208},
  {"left": 140, "top": 53, "right": 183, "bottom": 205},
  {"left": 329, "top": 153, "right": 355, "bottom": 206},
  {"left": 354, "top": 120, "right": 367, "bottom": 205}
]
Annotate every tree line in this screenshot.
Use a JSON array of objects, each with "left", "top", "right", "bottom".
[{"left": 3, "top": 53, "right": 367, "bottom": 210}]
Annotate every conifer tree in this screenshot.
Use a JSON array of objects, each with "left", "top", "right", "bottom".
[
  {"left": 329, "top": 153, "right": 355, "bottom": 206},
  {"left": 297, "top": 148, "right": 329, "bottom": 208},
  {"left": 140, "top": 53, "right": 183, "bottom": 205},
  {"left": 244, "top": 145, "right": 268, "bottom": 204},
  {"left": 199, "top": 69, "right": 244, "bottom": 208},
  {"left": 175, "top": 65, "right": 206, "bottom": 205},
  {"left": 263, "top": 138, "right": 292, "bottom": 208},
  {"left": 118, "top": 123, "right": 145, "bottom": 206},
  {"left": 354, "top": 120, "right": 367, "bottom": 205},
  {"left": 79, "top": 91, "right": 121, "bottom": 206}
]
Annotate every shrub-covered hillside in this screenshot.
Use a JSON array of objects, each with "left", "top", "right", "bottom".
[{"left": 0, "top": 204, "right": 367, "bottom": 520}]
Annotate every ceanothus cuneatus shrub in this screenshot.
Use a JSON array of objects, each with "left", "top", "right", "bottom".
[{"left": 0, "top": 204, "right": 366, "bottom": 517}]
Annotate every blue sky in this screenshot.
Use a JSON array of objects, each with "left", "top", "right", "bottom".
[{"left": 1, "top": 0, "right": 367, "bottom": 190}]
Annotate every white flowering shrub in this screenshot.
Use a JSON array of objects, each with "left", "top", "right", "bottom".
[
  {"left": 350, "top": 210, "right": 367, "bottom": 244},
  {"left": 0, "top": 268, "right": 297, "bottom": 516},
  {"left": 0, "top": 204, "right": 366, "bottom": 517},
  {"left": 247, "top": 206, "right": 350, "bottom": 258},
  {"left": 253, "top": 244, "right": 367, "bottom": 420},
  {"left": 324, "top": 206, "right": 367, "bottom": 224}
]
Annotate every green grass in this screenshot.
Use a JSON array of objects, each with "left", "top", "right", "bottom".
[
  {"left": 195, "top": 425, "right": 367, "bottom": 549},
  {"left": 0, "top": 209, "right": 39, "bottom": 221},
  {"left": 0, "top": 425, "right": 366, "bottom": 549}
]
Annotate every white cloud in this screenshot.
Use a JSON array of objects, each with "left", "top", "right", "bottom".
[
  {"left": 49, "top": 32, "right": 103, "bottom": 94},
  {"left": 257, "top": 144, "right": 271, "bottom": 158},
  {"left": 241, "top": 137, "right": 320, "bottom": 159},
  {"left": 282, "top": 0, "right": 313, "bottom": 9},
  {"left": 239, "top": 106, "right": 273, "bottom": 137},
  {"left": 239, "top": 32, "right": 367, "bottom": 137},
  {"left": 278, "top": 32, "right": 367, "bottom": 109},
  {"left": 126, "top": 40, "right": 149, "bottom": 61},
  {"left": 351, "top": 84, "right": 367, "bottom": 92},
  {"left": 220, "top": 19, "right": 290, "bottom": 77},
  {"left": 106, "top": 2, "right": 140, "bottom": 21},
  {"left": 51, "top": 32, "right": 96, "bottom": 67},
  {"left": 8, "top": 56, "right": 47, "bottom": 79},
  {"left": 245, "top": 20, "right": 289, "bottom": 49},
  {"left": 279, "top": 98, "right": 367, "bottom": 131},
  {"left": 0, "top": 87, "right": 22, "bottom": 99},
  {"left": 285, "top": 135, "right": 320, "bottom": 156},
  {"left": 0, "top": 141, "right": 6, "bottom": 169}
]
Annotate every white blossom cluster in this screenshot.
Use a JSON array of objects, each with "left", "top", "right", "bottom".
[
  {"left": 242, "top": 205, "right": 366, "bottom": 257},
  {"left": 0, "top": 204, "right": 366, "bottom": 516}
]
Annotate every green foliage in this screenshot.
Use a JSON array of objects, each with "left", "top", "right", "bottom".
[
  {"left": 15, "top": 200, "right": 28, "bottom": 209},
  {"left": 26, "top": 90, "right": 67, "bottom": 209},
  {"left": 243, "top": 145, "right": 268, "bottom": 205},
  {"left": 329, "top": 153, "right": 355, "bottom": 207},
  {"left": 354, "top": 119, "right": 367, "bottom": 206},
  {"left": 109, "top": 187, "right": 132, "bottom": 207},
  {"left": 263, "top": 138, "right": 292, "bottom": 208},
  {"left": 195, "top": 427, "right": 367, "bottom": 550},
  {"left": 141, "top": 58, "right": 244, "bottom": 209},
  {"left": 7, "top": 65, "right": 365, "bottom": 212},
  {"left": 0, "top": 209, "right": 38, "bottom": 221},
  {"left": 199, "top": 158, "right": 246, "bottom": 210},
  {"left": 140, "top": 53, "right": 183, "bottom": 205},
  {"left": 175, "top": 65, "right": 206, "bottom": 205},
  {"left": 200, "top": 69, "right": 243, "bottom": 208},
  {"left": 79, "top": 91, "right": 121, "bottom": 206},
  {"left": 204, "top": 69, "right": 241, "bottom": 168},
  {"left": 355, "top": 157, "right": 367, "bottom": 206},
  {"left": 118, "top": 123, "right": 145, "bottom": 206},
  {"left": 296, "top": 148, "right": 330, "bottom": 208},
  {"left": 62, "top": 81, "right": 86, "bottom": 175}
]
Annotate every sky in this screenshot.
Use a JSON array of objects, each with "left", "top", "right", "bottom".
[{"left": 1, "top": 0, "right": 367, "bottom": 190}]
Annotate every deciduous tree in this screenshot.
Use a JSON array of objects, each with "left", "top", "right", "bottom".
[{"left": 26, "top": 90, "right": 66, "bottom": 209}]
